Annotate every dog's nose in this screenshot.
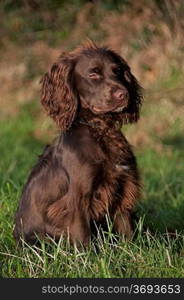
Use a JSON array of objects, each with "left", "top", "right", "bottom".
[{"left": 113, "top": 89, "right": 128, "bottom": 100}]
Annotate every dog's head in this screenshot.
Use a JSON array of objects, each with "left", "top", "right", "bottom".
[{"left": 41, "top": 41, "right": 143, "bottom": 131}]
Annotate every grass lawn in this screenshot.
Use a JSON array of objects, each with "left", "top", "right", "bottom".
[{"left": 0, "top": 101, "right": 184, "bottom": 278}]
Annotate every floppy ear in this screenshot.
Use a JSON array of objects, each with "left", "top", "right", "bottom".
[
  {"left": 41, "top": 55, "right": 78, "bottom": 131},
  {"left": 121, "top": 68, "right": 143, "bottom": 124}
]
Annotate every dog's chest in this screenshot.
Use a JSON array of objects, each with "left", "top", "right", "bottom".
[{"left": 89, "top": 154, "right": 129, "bottom": 220}]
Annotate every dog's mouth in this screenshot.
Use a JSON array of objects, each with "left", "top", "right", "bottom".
[
  {"left": 81, "top": 96, "right": 128, "bottom": 114},
  {"left": 92, "top": 103, "right": 127, "bottom": 114},
  {"left": 112, "top": 105, "right": 127, "bottom": 113}
]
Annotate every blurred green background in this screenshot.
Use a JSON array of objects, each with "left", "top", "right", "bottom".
[{"left": 0, "top": 0, "right": 184, "bottom": 277}]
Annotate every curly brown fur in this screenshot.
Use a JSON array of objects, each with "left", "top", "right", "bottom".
[{"left": 14, "top": 41, "right": 143, "bottom": 246}]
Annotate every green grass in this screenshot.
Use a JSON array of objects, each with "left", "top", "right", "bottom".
[{"left": 0, "top": 104, "right": 184, "bottom": 278}]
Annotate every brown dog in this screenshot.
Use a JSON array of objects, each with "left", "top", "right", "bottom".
[{"left": 14, "top": 42, "right": 143, "bottom": 246}]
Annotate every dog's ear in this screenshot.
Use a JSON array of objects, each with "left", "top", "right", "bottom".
[
  {"left": 121, "top": 68, "right": 143, "bottom": 124},
  {"left": 108, "top": 49, "right": 143, "bottom": 124},
  {"left": 41, "top": 55, "right": 78, "bottom": 131}
]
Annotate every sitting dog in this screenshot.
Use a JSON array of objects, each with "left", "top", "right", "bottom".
[{"left": 14, "top": 41, "right": 143, "bottom": 246}]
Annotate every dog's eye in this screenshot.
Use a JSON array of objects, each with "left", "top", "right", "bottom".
[
  {"left": 90, "top": 67, "right": 101, "bottom": 74},
  {"left": 89, "top": 67, "right": 101, "bottom": 78},
  {"left": 113, "top": 66, "right": 122, "bottom": 75}
]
